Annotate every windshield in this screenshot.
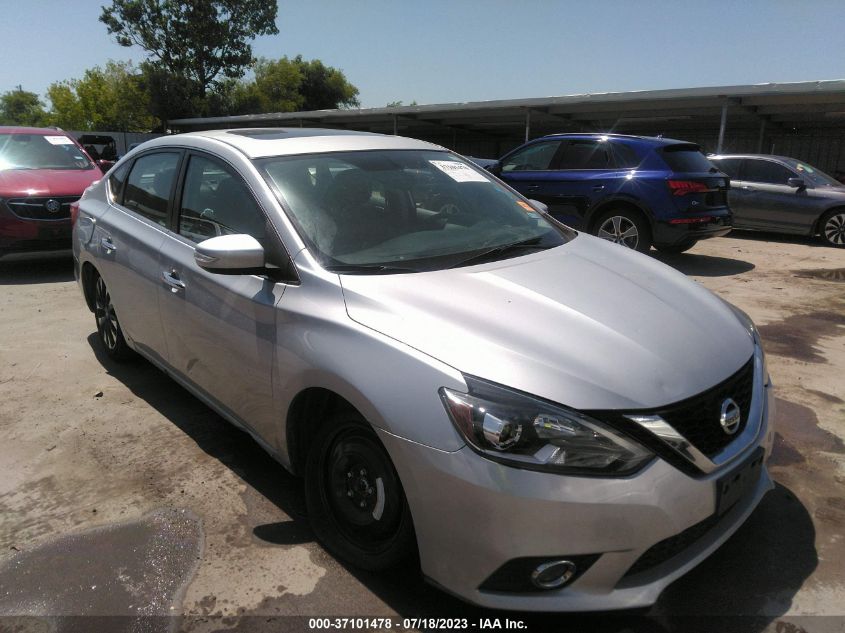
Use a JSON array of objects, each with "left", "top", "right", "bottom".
[
  {"left": 788, "top": 159, "right": 842, "bottom": 187},
  {"left": 257, "top": 150, "right": 574, "bottom": 272},
  {"left": 0, "top": 133, "right": 95, "bottom": 171}
]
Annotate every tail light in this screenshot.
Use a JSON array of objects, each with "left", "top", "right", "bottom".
[
  {"left": 70, "top": 201, "right": 80, "bottom": 226},
  {"left": 668, "top": 180, "right": 710, "bottom": 196}
]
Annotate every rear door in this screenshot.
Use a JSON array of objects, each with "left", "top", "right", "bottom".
[
  {"left": 736, "top": 158, "right": 815, "bottom": 231},
  {"left": 96, "top": 150, "right": 181, "bottom": 363},
  {"left": 156, "top": 151, "right": 286, "bottom": 441}
]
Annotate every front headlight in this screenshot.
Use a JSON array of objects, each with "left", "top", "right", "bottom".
[{"left": 440, "top": 376, "right": 654, "bottom": 476}]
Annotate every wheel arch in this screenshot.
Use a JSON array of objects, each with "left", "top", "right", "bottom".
[
  {"left": 813, "top": 205, "right": 845, "bottom": 237},
  {"left": 586, "top": 197, "right": 652, "bottom": 233},
  {"left": 80, "top": 261, "right": 99, "bottom": 312}
]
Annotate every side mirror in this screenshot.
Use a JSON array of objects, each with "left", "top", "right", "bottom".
[
  {"left": 486, "top": 162, "right": 502, "bottom": 175},
  {"left": 194, "top": 234, "right": 265, "bottom": 273},
  {"left": 528, "top": 199, "right": 548, "bottom": 214},
  {"left": 787, "top": 177, "right": 806, "bottom": 190}
]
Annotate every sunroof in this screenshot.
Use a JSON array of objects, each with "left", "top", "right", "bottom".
[{"left": 226, "top": 128, "right": 377, "bottom": 140}]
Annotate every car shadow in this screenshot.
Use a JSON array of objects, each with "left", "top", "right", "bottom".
[
  {"left": 0, "top": 254, "right": 74, "bottom": 285},
  {"left": 651, "top": 252, "right": 755, "bottom": 277},
  {"left": 728, "top": 229, "right": 822, "bottom": 248},
  {"left": 86, "top": 335, "right": 816, "bottom": 632}
]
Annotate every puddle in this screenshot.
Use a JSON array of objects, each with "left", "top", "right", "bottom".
[
  {"left": 792, "top": 268, "right": 845, "bottom": 283},
  {"left": 770, "top": 398, "right": 845, "bottom": 462},
  {"left": 0, "top": 508, "right": 202, "bottom": 632},
  {"left": 757, "top": 311, "right": 845, "bottom": 363}
]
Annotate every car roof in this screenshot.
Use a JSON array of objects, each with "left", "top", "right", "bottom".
[
  {"left": 537, "top": 132, "right": 693, "bottom": 146},
  {"left": 709, "top": 153, "right": 798, "bottom": 163},
  {"left": 0, "top": 126, "right": 73, "bottom": 136},
  {"left": 150, "top": 128, "right": 444, "bottom": 159}
]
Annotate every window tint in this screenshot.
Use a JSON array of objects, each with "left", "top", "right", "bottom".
[
  {"left": 713, "top": 158, "right": 742, "bottom": 180},
  {"left": 0, "top": 133, "right": 95, "bottom": 171},
  {"left": 743, "top": 159, "right": 795, "bottom": 185},
  {"left": 122, "top": 152, "right": 180, "bottom": 227},
  {"left": 557, "top": 140, "right": 613, "bottom": 169},
  {"left": 108, "top": 161, "right": 130, "bottom": 202},
  {"left": 660, "top": 144, "right": 714, "bottom": 172},
  {"left": 178, "top": 154, "right": 267, "bottom": 243},
  {"left": 612, "top": 142, "right": 641, "bottom": 168},
  {"left": 501, "top": 141, "right": 561, "bottom": 172}
]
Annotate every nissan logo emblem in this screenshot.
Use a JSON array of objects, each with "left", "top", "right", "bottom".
[
  {"left": 720, "top": 398, "right": 741, "bottom": 435},
  {"left": 45, "top": 199, "right": 62, "bottom": 214}
]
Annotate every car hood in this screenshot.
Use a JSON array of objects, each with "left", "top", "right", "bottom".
[
  {"left": 340, "top": 235, "right": 753, "bottom": 410},
  {"left": 0, "top": 168, "right": 101, "bottom": 197}
]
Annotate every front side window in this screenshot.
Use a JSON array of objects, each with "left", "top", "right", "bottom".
[
  {"left": 257, "top": 150, "right": 574, "bottom": 273},
  {"left": 122, "top": 152, "right": 180, "bottom": 227},
  {"left": 0, "top": 133, "right": 95, "bottom": 171},
  {"left": 108, "top": 162, "right": 131, "bottom": 202},
  {"left": 743, "top": 159, "right": 795, "bottom": 185},
  {"left": 501, "top": 141, "right": 562, "bottom": 172},
  {"left": 178, "top": 154, "right": 267, "bottom": 243}
]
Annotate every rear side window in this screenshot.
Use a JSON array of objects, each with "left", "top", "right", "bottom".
[
  {"left": 108, "top": 162, "right": 130, "bottom": 202},
  {"left": 501, "top": 141, "right": 562, "bottom": 172},
  {"left": 660, "top": 144, "right": 714, "bottom": 173},
  {"left": 557, "top": 140, "right": 613, "bottom": 169},
  {"left": 713, "top": 158, "right": 742, "bottom": 180},
  {"left": 611, "top": 142, "right": 641, "bottom": 168},
  {"left": 122, "top": 152, "right": 180, "bottom": 227},
  {"left": 743, "top": 159, "right": 795, "bottom": 185}
]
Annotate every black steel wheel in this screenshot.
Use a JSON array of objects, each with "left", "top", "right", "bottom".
[
  {"left": 93, "top": 273, "right": 132, "bottom": 360},
  {"left": 305, "top": 414, "right": 415, "bottom": 571}
]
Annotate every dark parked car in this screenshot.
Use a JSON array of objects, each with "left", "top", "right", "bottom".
[
  {"left": 484, "top": 133, "right": 732, "bottom": 253},
  {"left": 0, "top": 126, "right": 102, "bottom": 257},
  {"left": 709, "top": 154, "right": 845, "bottom": 247},
  {"left": 78, "top": 134, "right": 119, "bottom": 172}
]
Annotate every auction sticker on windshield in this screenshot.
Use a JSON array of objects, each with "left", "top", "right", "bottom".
[
  {"left": 430, "top": 160, "right": 488, "bottom": 182},
  {"left": 44, "top": 136, "right": 75, "bottom": 145}
]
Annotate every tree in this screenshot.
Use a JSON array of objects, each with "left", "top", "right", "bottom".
[
  {"left": 0, "top": 89, "right": 49, "bottom": 126},
  {"left": 291, "top": 56, "right": 359, "bottom": 110},
  {"left": 100, "top": 0, "right": 279, "bottom": 99},
  {"left": 47, "top": 61, "right": 157, "bottom": 131}
]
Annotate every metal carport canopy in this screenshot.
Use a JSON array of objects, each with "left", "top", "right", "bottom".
[{"left": 169, "top": 80, "right": 845, "bottom": 154}]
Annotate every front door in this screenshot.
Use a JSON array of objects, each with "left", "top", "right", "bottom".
[{"left": 157, "top": 152, "right": 286, "bottom": 441}]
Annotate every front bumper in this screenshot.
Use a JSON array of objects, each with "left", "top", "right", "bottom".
[
  {"left": 378, "top": 381, "right": 774, "bottom": 612},
  {"left": 0, "top": 211, "right": 72, "bottom": 255}
]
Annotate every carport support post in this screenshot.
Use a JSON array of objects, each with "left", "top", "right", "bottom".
[
  {"left": 524, "top": 109, "right": 531, "bottom": 142},
  {"left": 716, "top": 104, "right": 728, "bottom": 154},
  {"left": 392, "top": 114, "right": 398, "bottom": 136},
  {"left": 757, "top": 119, "right": 767, "bottom": 153}
]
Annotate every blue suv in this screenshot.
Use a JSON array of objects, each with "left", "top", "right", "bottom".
[{"left": 485, "top": 133, "right": 732, "bottom": 253}]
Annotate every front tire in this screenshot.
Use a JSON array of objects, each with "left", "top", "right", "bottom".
[
  {"left": 820, "top": 209, "right": 845, "bottom": 247},
  {"left": 655, "top": 239, "right": 698, "bottom": 254},
  {"left": 593, "top": 209, "right": 652, "bottom": 253},
  {"left": 93, "top": 273, "right": 133, "bottom": 361},
  {"left": 305, "top": 414, "right": 415, "bottom": 571}
]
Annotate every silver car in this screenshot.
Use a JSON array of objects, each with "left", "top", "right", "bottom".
[{"left": 73, "top": 129, "right": 774, "bottom": 611}]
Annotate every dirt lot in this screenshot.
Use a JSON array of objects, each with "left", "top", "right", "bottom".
[{"left": 1, "top": 230, "right": 844, "bottom": 633}]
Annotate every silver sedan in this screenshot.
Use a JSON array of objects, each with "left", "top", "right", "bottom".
[{"left": 73, "top": 128, "right": 775, "bottom": 611}]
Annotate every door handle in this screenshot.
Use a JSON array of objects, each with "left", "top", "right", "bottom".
[
  {"left": 523, "top": 185, "right": 540, "bottom": 192},
  {"left": 592, "top": 185, "right": 605, "bottom": 191},
  {"left": 162, "top": 270, "right": 186, "bottom": 292},
  {"left": 740, "top": 185, "right": 755, "bottom": 191},
  {"left": 100, "top": 236, "right": 116, "bottom": 253}
]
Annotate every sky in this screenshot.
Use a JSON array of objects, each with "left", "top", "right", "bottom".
[{"left": 1, "top": 0, "right": 844, "bottom": 109}]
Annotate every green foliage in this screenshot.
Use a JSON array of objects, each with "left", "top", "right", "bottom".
[
  {"left": 386, "top": 100, "right": 418, "bottom": 108},
  {"left": 292, "top": 56, "right": 360, "bottom": 111},
  {"left": 47, "top": 61, "right": 157, "bottom": 131},
  {"left": 100, "top": 0, "right": 279, "bottom": 97},
  {"left": 0, "top": 89, "right": 49, "bottom": 127}
]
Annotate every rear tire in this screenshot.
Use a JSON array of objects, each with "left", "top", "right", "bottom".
[
  {"left": 819, "top": 209, "right": 845, "bottom": 247},
  {"left": 305, "top": 413, "right": 415, "bottom": 571},
  {"left": 655, "top": 239, "right": 698, "bottom": 254},
  {"left": 93, "top": 273, "right": 133, "bottom": 361},
  {"left": 593, "top": 208, "right": 652, "bottom": 253}
]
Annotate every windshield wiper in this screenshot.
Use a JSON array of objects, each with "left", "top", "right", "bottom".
[
  {"left": 324, "top": 263, "right": 418, "bottom": 275},
  {"left": 448, "top": 237, "right": 553, "bottom": 269}
]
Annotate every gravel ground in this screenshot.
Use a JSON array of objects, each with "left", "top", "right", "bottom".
[{"left": 0, "top": 230, "right": 843, "bottom": 633}]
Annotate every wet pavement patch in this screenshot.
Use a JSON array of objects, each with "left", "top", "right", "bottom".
[
  {"left": 0, "top": 508, "right": 202, "bottom": 632},
  {"left": 792, "top": 268, "right": 845, "bottom": 283},
  {"left": 757, "top": 310, "right": 845, "bottom": 363}
]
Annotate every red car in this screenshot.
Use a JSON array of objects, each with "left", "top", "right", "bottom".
[{"left": 0, "top": 126, "right": 102, "bottom": 257}]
